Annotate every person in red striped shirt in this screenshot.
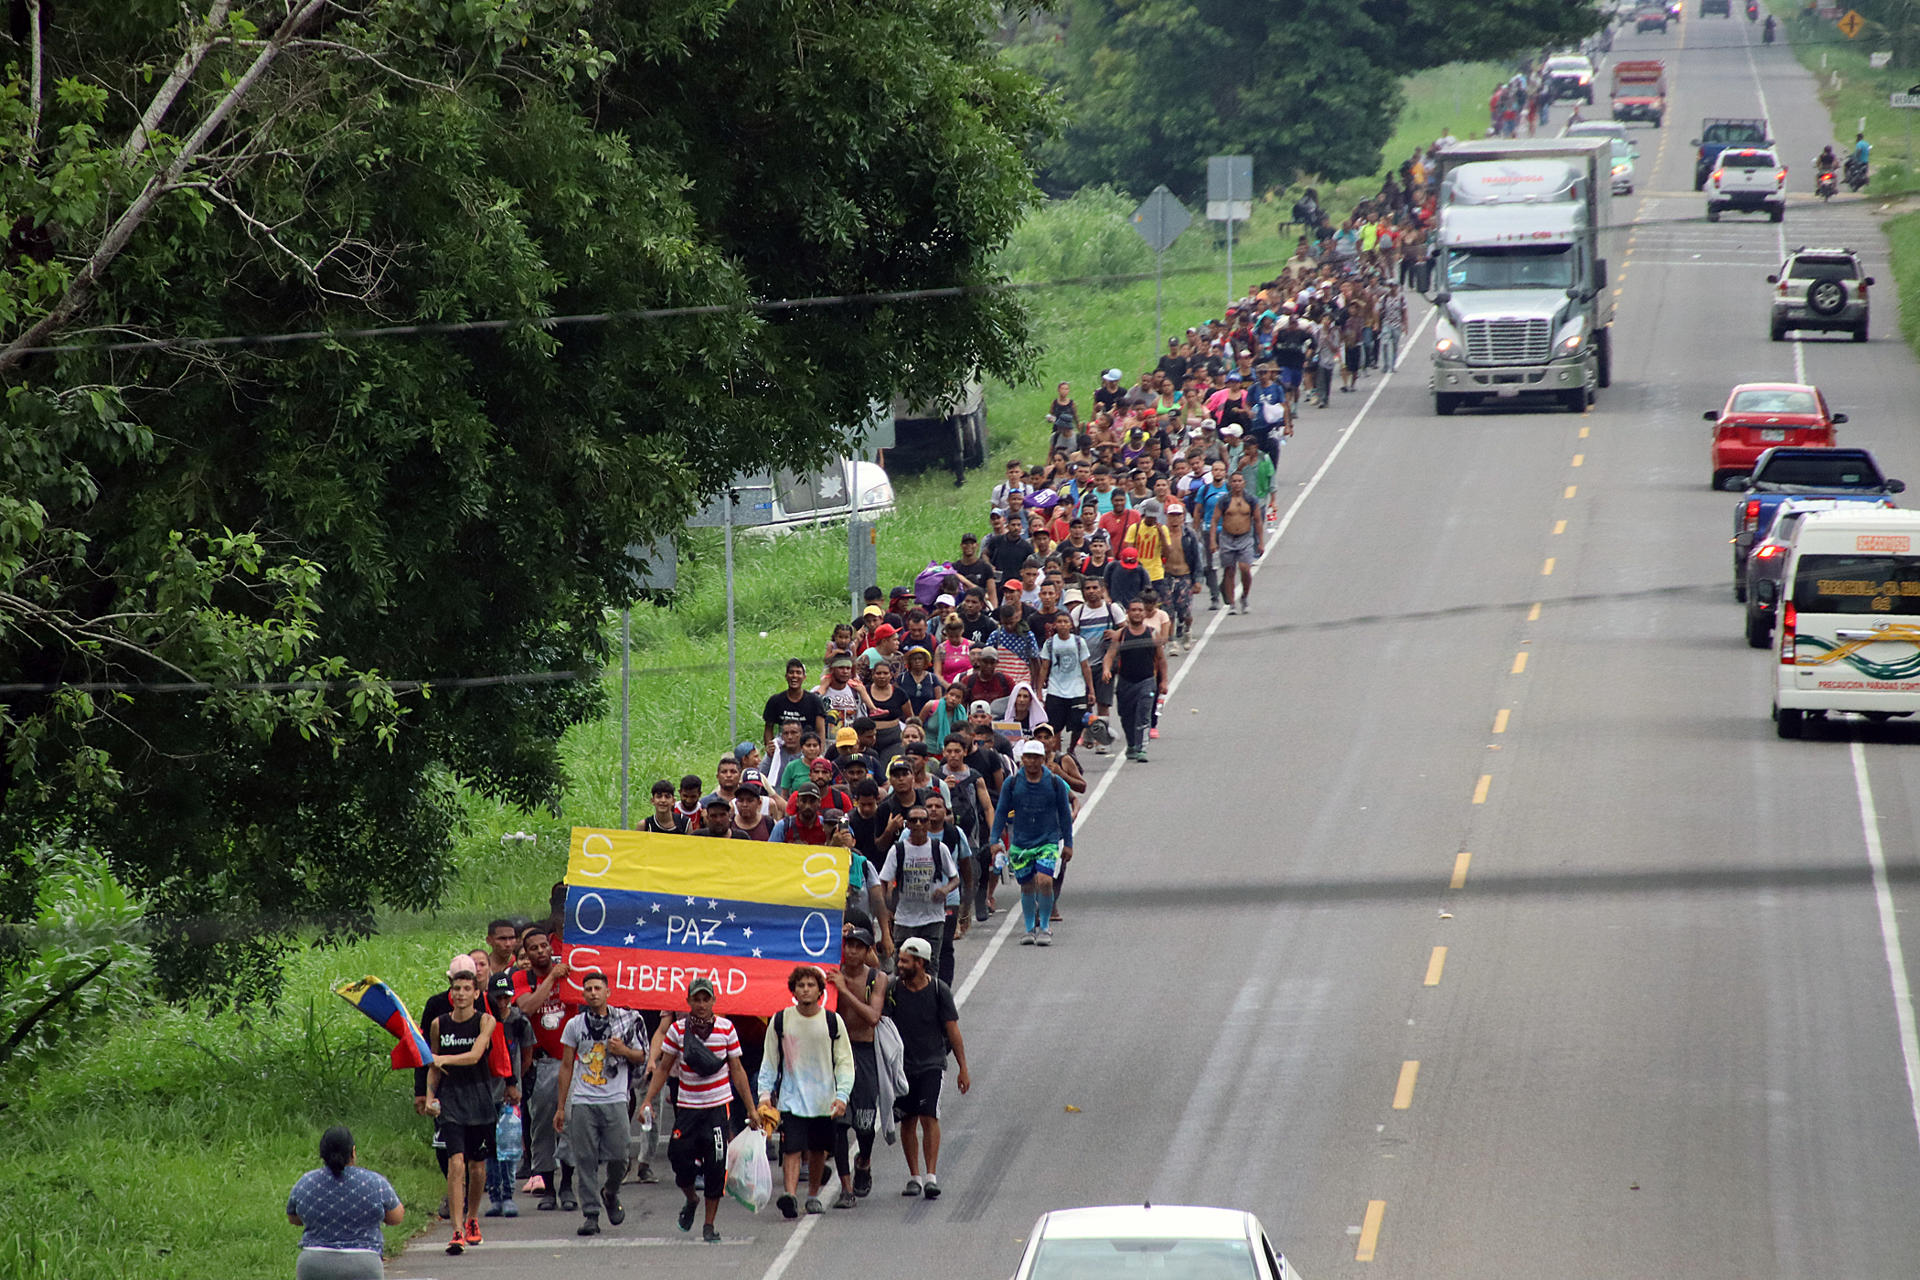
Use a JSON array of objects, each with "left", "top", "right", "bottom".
[{"left": 638, "top": 977, "right": 759, "bottom": 1243}]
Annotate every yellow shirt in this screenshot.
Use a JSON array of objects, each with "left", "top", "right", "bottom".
[{"left": 1125, "top": 521, "right": 1168, "bottom": 581}]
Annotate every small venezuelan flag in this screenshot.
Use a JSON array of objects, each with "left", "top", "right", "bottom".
[{"left": 335, "top": 976, "right": 434, "bottom": 1069}]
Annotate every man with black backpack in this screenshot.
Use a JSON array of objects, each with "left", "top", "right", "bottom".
[
  {"left": 637, "top": 976, "right": 757, "bottom": 1243},
  {"left": 877, "top": 804, "right": 962, "bottom": 962},
  {"left": 756, "top": 966, "right": 854, "bottom": 1220},
  {"left": 888, "top": 937, "right": 970, "bottom": 1201}
]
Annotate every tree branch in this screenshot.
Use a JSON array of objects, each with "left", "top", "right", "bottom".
[
  {"left": 25, "top": 0, "right": 44, "bottom": 159},
  {"left": 122, "top": 0, "right": 236, "bottom": 168},
  {"left": 0, "top": 0, "right": 330, "bottom": 376},
  {"left": 0, "top": 957, "right": 114, "bottom": 1068}
]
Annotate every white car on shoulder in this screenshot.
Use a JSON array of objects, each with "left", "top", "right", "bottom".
[{"left": 1010, "top": 1204, "right": 1306, "bottom": 1280}]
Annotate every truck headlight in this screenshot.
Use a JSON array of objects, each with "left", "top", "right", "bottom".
[
  {"left": 1560, "top": 333, "right": 1584, "bottom": 353},
  {"left": 861, "top": 482, "right": 893, "bottom": 507},
  {"left": 1435, "top": 336, "right": 1456, "bottom": 355}
]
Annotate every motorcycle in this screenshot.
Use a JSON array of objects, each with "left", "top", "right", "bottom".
[
  {"left": 1845, "top": 157, "right": 1869, "bottom": 191},
  {"left": 1746, "top": 1, "right": 1757, "bottom": 19},
  {"left": 1817, "top": 168, "right": 1837, "bottom": 200}
]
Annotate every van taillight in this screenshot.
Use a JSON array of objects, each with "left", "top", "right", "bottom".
[
  {"left": 1744, "top": 499, "right": 1762, "bottom": 532},
  {"left": 1780, "top": 603, "right": 1796, "bottom": 664},
  {"left": 1756, "top": 544, "right": 1784, "bottom": 560}
]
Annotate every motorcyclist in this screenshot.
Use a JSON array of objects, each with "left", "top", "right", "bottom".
[
  {"left": 1746, "top": 0, "right": 1757, "bottom": 19},
  {"left": 1854, "top": 133, "right": 1872, "bottom": 168},
  {"left": 1817, "top": 144, "right": 1838, "bottom": 174}
]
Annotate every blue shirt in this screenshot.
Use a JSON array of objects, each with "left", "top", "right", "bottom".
[
  {"left": 990, "top": 768, "right": 1075, "bottom": 851},
  {"left": 287, "top": 1166, "right": 398, "bottom": 1253}
]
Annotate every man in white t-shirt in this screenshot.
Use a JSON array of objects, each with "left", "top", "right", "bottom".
[
  {"left": 878, "top": 804, "right": 962, "bottom": 959},
  {"left": 638, "top": 976, "right": 757, "bottom": 1242},
  {"left": 1034, "top": 610, "right": 1093, "bottom": 754},
  {"left": 555, "top": 972, "right": 646, "bottom": 1237}
]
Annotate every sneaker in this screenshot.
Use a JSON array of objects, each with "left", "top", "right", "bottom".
[
  {"left": 678, "top": 1199, "right": 699, "bottom": 1232},
  {"left": 903, "top": 1178, "right": 923, "bottom": 1197},
  {"left": 483, "top": 1200, "right": 504, "bottom": 1218},
  {"left": 835, "top": 1188, "right": 858, "bottom": 1209},
  {"left": 632, "top": 1163, "right": 658, "bottom": 1184},
  {"left": 576, "top": 1217, "right": 600, "bottom": 1237},
  {"left": 1036, "top": 930, "right": 1053, "bottom": 947},
  {"left": 1020, "top": 930, "right": 1036, "bottom": 945},
  {"left": 1148, "top": 727, "right": 1159, "bottom": 740},
  {"left": 854, "top": 1164, "right": 872, "bottom": 1197},
  {"left": 1167, "top": 640, "right": 1183, "bottom": 657},
  {"left": 558, "top": 1190, "right": 577, "bottom": 1212},
  {"left": 446, "top": 1232, "right": 464, "bottom": 1256},
  {"left": 1209, "top": 599, "right": 1221, "bottom": 611},
  {"left": 778, "top": 1193, "right": 799, "bottom": 1219},
  {"left": 536, "top": 1192, "right": 558, "bottom": 1212},
  {"left": 804, "top": 1197, "right": 824, "bottom": 1214},
  {"left": 923, "top": 1177, "right": 943, "bottom": 1201},
  {"left": 501, "top": 1198, "right": 519, "bottom": 1218},
  {"left": 1093, "top": 743, "right": 1110, "bottom": 755},
  {"left": 603, "top": 1190, "right": 625, "bottom": 1226},
  {"left": 463, "top": 1219, "right": 483, "bottom": 1246},
  {"left": 703, "top": 1224, "right": 722, "bottom": 1244}
]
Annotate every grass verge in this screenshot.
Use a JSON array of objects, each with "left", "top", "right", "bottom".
[{"left": 2, "top": 60, "right": 1482, "bottom": 1280}]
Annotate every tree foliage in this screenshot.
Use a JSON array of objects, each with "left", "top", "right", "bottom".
[
  {"left": 0, "top": 0, "right": 1049, "bottom": 1002},
  {"left": 1040, "top": 0, "right": 1605, "bottom": 200}
]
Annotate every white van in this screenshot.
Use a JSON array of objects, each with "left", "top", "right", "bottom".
[{"left": 1774, "top": 508, "right": 1920, "bottom": 738}]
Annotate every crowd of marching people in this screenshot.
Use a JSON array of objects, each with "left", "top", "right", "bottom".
[{"left": 287, "top": 200, "right": 1430, "bottom": 1271}]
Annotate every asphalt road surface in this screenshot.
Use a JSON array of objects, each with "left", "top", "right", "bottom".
[{"left": 392, "top": 16, "right": 1920, "bottom": 1280}]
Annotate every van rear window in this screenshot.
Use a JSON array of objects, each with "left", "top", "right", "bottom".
[{"left": 1794, "top": 554, "right": 1920, "bottom": 614}]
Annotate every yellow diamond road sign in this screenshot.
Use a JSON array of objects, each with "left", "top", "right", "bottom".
[{"left": 1839, "top": 8, "right": 1865, "bottom": 38}]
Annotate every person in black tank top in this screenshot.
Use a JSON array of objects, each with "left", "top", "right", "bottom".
[{"left": 426, "top": 972, "right": 498, "bottom": 1254}]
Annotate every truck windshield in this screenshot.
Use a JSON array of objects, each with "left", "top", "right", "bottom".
[
  {"left": 1753, "top": 456, "right": 1883, "bottom": 489},
  {"left": 1793, "top": 555, "right": 1920, "bottom": 615},
  {"left": 1445, "top": 246, "right": 1575, "bottom": 291}
]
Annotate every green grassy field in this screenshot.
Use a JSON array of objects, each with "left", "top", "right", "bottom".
[{"left": 0, "top": 62, "right": 1492, "bottom": 1280}]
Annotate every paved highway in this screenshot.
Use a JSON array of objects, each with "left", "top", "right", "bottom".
[{"left": 395, "top": 15, "right": 1920, "bottom": 1279}]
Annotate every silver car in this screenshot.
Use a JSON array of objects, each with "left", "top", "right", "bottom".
[
  {"left": 1011, "top": 1205, "right": 1307, "bottom": 1280},
  {"left": 1769, "top": 246, "right": 1872, "bottom": 341},
  {"left": 1565, "top": 121, "right": 1639, "bottom": 193}
]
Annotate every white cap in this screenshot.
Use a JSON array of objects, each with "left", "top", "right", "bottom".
[
  {"left": 969, "top": 699, "right": 992, "bottom": 715},
  {"left": 1103, "top": 368, "right": 1123, "bottom": 382},
  {"left": 1019, "top": 740, "right": 1047, "bottom": 757}
]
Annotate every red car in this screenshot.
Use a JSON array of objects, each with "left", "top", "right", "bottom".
[{"left": 1704, "top": 382, "right": 1845, "bottom": 489}]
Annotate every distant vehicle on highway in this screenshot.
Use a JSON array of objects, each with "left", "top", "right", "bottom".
[
  {"left": 1704, "top": 382, "right": 1845, "bottom": 491},
  {"left": 1010, "top": 1205, "right": 1306, "bottom": 1280},
  {"left": 1693, "top": 117, "right": 1770, "bottom": 188},
  {"left": 1543, "top": 54, "right": 1597, "bottom": 103},
  {"left": 1634, "top": 3, "right": 1670, "bottom": 31},
  {"left": 1563, "top": 120, "right": 1639, "bottom": 191},
  {"left": 1743, "top": 498, "right": 1895, "bottom": 648},
  {"left": 1706, "top": 147, "right": 1786, "bottom": 223},
  {"left": 1732, "top": 447, "right": 1905, "bottom": 596},
  {"left": 1701, "top": 0, "right": 1730, "bottom": 14},
  {"left": 1609, "top": 60, "right": 1667, "bottom": 126},
  {"left": 1769, "top": 246, "right": 1873, "bottom": 342},
  {"left": 1771, "top": 508, "right": 1920, "bottom": 738}
]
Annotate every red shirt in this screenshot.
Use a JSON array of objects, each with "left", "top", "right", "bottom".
[{"left": 511, "top": 966, "right": 579, "bottom": 1059}]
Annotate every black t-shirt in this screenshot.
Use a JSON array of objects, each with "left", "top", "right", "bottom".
[
  {"left": 763, "top": 689, "right": 827, "bottom": 735},
  {"left": 959, "top": 613, "right": 996, "bottom": 646},
  {"left": 848, "top": 810, "right": 891, "bottom": 861},
  {"left": 1093, "top": 385, "right": 1124, "bottom": 415},
  {"left": 983, "top": 533, "right": 1033, "bottom": 580},
  {"left": 642, "top": 814, "right": 689, "bottom": 834},
  {"left": 878, "top": 786, "right": 930, "bottom": 826},
  {"left": 951, "top": 557, "right": 994, "bottom": 597},
  {"left": 965, "top": 745, "right": 1008, "bottom": 796},
  {"left": 866, "top": 683, "right": 911, "bottom": 729},
  {"left": 1156, "top": 354, "right": 1189, "bottom": 386},
  {"left": 886, "top": 976, "right": 959, "bottom": 1075}
]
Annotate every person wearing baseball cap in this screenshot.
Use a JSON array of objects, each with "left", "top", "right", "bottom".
[
  {"left": 887, "top": 934, "right": 969, "bottom": 1200},
  {"left": 1107, "top": 544, "right": 1149, "bottom": 608},
  {"left": 990, "top": 736, "right": 1074, "bottom": 947},
  {"left": 770, "top": 783, "right": 828, "bottom": 844},
  {"left": 638, "top": 975, "right": 756, "bottom": 1242},
  {"left": 1124, "top": 498, "right": 1168, "bottom": 585}
]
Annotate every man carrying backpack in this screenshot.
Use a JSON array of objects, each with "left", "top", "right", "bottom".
[
  {"left": 989, "top": 740, "right": 1076, "bottom": 945},
  {"left": 877, "top": 803, "right": 963, "bottom": 960},
  {"left": 637, "top": 976, "right": 757, "bottom": 1242},
  {"left": 887, "top": 937, "right": 970, "bottom": 1200},
  {"left": 756, "top": 966, "right": 854, "bottom": 1220}
]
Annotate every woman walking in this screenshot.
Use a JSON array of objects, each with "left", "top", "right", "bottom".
[{"left": 287, "top": 1126, "right": 403, "bottom": 1279}]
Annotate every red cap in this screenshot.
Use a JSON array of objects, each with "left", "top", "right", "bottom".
[
  {"left": 1120, "top": 548, "right": 1140, "bottom": 566},
  {"left": 1004, "top": 579, "right": 1023, "bottom": 592},
  {"left": 873, "top": 623, "right": 898, "bottom": 640}
]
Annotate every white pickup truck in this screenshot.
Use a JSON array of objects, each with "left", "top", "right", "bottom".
[{"left": 1706, "top": 146, "right": 1786, "bottom": 223}]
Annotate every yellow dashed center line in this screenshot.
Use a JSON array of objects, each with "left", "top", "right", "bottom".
[
  {"left": 1357, "top": 1201, "right": 1387, "bottom": 1262},
  {"left": 1563, "top": 485, "right": 1577, "bottom": 499},
  {"left": 1425, "top": 945, "right": 1448, "bottom": 985},
  {"left": 1492, "top": 708, "right": 1510, "bottom": 733},
  {"left": 1392, "top": 1060, "right": 1420, "bottom": 1110},
  {"left": 1472, "top": 774, "right": 1492, "bottom": 805},
  {"left": 1578, "top": 426, "right": 1590, "bottom": 439},
  {"left": 1552, "top": 519, "right": 1566, "bottom": 535},
  {"left": 1511, "top": 650, "right": 1529, "bottom": 674},
  {"left": 1527, "top": 601, "right": 1542, "bottom": 622},
  {"left": 1541, "top": 557, "right": 1555, "bottom": 576},
  {"left": 1450, "top": 851, "right": 1472, "bottom": 889},
  {"left": 1571, "top": 453, "right": 1584, "bottom": 467}
]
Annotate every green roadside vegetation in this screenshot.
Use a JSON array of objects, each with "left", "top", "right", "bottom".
[
  {"left": 0, "top": 63, "right": 1499, "bottom": 1280},
  {"left": 1767, "top": 6, "right": 1920, "bottom": 353}
]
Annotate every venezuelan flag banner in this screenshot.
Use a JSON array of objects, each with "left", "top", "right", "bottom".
[
  {"left": 557, "top": 829, "right": 848, "bottom": 1016},
  {"left": 335, "top": 976, "right": 434, "bottom": 1069}
]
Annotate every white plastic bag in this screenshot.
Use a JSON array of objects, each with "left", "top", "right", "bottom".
[{"left": 724, "top": 1128, "right": 773, "bottom": 1213}]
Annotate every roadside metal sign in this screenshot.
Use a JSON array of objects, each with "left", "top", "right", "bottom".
[
  {"left": 1870, "top": 51, "right": 1893, "bottom": 68},
  {"left": 619, "top": 539, "right": 677, "bottom": 593},
  {"left": 1206, "top": 154, "right": 1254, "bottom": 223},
  {"left": 1838, "top": 8, "right": 1864, "bottom": 38},
  {"left": 1130, "top": 186, "right": 1191, "bottom": 254},
  {"left": 1891, "top": 92, "right": 1920, "bottom": 108}
]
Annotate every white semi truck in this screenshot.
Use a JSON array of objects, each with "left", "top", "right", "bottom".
[{"left": 1427, "top": 137, "right": 1614, "bottom": 416}]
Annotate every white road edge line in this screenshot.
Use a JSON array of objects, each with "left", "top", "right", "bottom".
[
  {"left": 1848, "top": 742, "right": 1920, "bottom": 1157},
  {"left": 1740, "top": 29, "right": 1805, "bottom": 383},
  {"left": 763, "top": 305, "right": 1436, "bottom": 1280}
]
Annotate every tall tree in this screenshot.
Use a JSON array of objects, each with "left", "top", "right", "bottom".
[
  {"left": 0, "top": 0, "right": 1048, "bottom": 1001},
  {"left": 1042, "top": 0, "right": 1604, "bottom": 200}
]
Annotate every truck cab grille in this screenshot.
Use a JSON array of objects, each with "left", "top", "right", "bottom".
[{"left": 1463, "top": 318, "right": 1551, "bottom": 365}]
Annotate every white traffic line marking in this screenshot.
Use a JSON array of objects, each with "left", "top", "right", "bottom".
[
  {"left": 758, "top": 304, "right": 1440, "bottom": 1280},
  {"left": 1738, "top": 33, "right": 1804, "bottom": 383},
  {"left": 1849, "top": 743, "right": 1920, "bottom": 1159}
]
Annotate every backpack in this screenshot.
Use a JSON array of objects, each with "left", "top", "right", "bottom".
[
  {"left": 914, "top": 561, "right": 955, "bottom": 608},
  {"left": 770, "top": 1006, "right": 843, "bottom": 1104}
]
